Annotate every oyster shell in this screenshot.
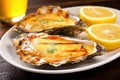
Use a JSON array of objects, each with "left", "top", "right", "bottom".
[
  {"left": 14, "top": 5, "right": 87, "bottom": 36},
  {"left": 41, "top": 24, "right": 87, "bottom": 37},
  {"left": 12, "top": 33, "right": 104, "bottom": 67}
]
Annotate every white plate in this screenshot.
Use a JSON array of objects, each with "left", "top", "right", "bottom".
[{"left": 0, "top": 6, "right": 120, "bottom": 74}]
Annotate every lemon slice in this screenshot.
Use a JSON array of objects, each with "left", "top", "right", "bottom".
[
  {"left": 80, "top": 6, "right": 117, "bottom": 26},
  {"left": 86, "top": 23, "right": 120, "bottom": 51}
]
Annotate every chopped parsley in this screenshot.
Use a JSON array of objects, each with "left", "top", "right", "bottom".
[
  {"left": 49, "top": 42, "right": 58, "bottom": 46},
  {"left": 40, "top": 20, "right": 49, "bottom": 24},
  {"left": 52, "top": 19, "right": 64, "bottom": 22},
  {"left": 46, "top": 43, "right": 58, "bottom": 54},
  {"left": 40, "top": 19, "right": 64, "bottom": 24},
  {"left": 46, "top": 48, "right": 57, "bottom": 54},
  {"left": 70, "top": 53, "right": 73, "bottom": 56}
]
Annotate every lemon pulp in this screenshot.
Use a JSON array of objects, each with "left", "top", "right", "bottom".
[
  {"left": 87, "top": 23, "right": 120, "bottom": 51},
  {"left": 80, "top": 6, "right": 117, "bottom": 26}
]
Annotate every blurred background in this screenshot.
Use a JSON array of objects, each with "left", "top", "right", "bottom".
[{"left": 27, "top": 0, "right": 120, "bottom": 13}]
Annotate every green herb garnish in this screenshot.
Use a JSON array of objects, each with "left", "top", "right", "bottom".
[
  {"left": 46, "top": 43, "right": 58, "bottom": 53},
  {"left": 46, "top": 48, "right": 57, "bottom": 54},
  {"left": 49, "top": 43, "right": 58, "bottom": 46},
  {"left": 52, "top": 19, "right": 64, "bottom": 22},
  {"left": 40, "top": 20, "right": 49, "bottom": 24}
]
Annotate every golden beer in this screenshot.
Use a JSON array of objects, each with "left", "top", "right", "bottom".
[{"left": 0, "top": 0, "right": 28, "bottom": 23}]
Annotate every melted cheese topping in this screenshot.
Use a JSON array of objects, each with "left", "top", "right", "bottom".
[
  {"left": 19, "top": 14, "right": 76, "bottom": 32},
  {"left": 13, "top": 33, "right": 97, "bottom": 67}
]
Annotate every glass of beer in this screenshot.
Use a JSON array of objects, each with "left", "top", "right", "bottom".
[{"left": 0, "top": 0, "right": 28, "bottom": 23}]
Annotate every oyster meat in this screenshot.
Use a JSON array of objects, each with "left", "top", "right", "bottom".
[
  {"left": 14, "top": 5, "right": 87, "bottom": 36},
  {"left": 13, "top": 33, "right": 104, "bottom": 67}
]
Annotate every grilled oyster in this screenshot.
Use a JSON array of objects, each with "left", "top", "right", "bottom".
[
  {"left": 12, "top": 33, "right": 104, "bottom": 67},
  {"left": 14, "top": 5, "right": 87, "bottom": 36}
]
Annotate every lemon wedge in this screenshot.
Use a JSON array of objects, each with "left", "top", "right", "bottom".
[
  {"left": 80, "top": 6, "right": 117, "bottom": 26},
  {"left": 86, "top": 23, "right": 120, "bottom": 51}
]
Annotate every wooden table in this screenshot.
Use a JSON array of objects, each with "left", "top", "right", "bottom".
[{"left": 0, "top": 0, "right": 120, "bottom": 80}]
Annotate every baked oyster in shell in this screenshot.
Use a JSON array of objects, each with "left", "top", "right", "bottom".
[
  {"left": 14, "top": 5, "right": 87, "bottom": 37},
  {"left": 13, "top": 33, "right": 104, "bottom": 67}
]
